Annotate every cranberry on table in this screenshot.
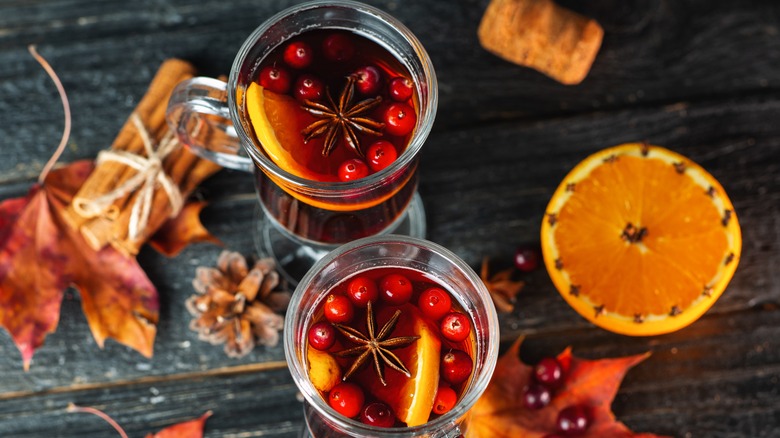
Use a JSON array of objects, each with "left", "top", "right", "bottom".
[
  {"left": 514, "top": 245, "right": 541, "bottom": 272},
  {"left": 379, "top": 273, "right": 413, "bottom": 305},
  {"left": 294, "top": 74, "right": 325, "bottom": 101},
  {"left": 258, "top": 66, "right": 292, "bottom": 94},
  {"left": 389, "top": 77, "right": 414, "bottom": 101},
  {"left": 360, "top": 402, "right": 395, "bottom": 427},
  {"left": 522, "top": 382, "right": 551, "bottom": 410},
  {"left": 433, "top": 384, "right": 458, "bottom": 415},
  {"left": 534, "top": 357, "right": 564, "bottom": 387},
  {"left": 556, "top": 405, "right": 590, "bottom": 436},
  {"left": 346, "top": 275, "right": 379, "bottom": 307},
  {"left": 323, "top": 32, "right": 355, "bottom": 61},
  {"left": 366, "top": 140, "right": 398, "bottom": 172},
  {"left": 441, "top": 349, "right": 473, "bottom": 384},
  {"left": 329, "top": 382, "right": 365, "bottom": 418},
  {"left": 353, "top": 65, "right": 383, "bottom": 95},
  {"left": 283, "top": 41, "right": 314, "bottom": 69},
  {"left": 384, "top": 102, "right": 416, "bottom": 136},
  {"left": 338, "top": 159, "right": 370, "bottom": 182},
  {"left": 440, "top": 311, "right": 471, "bottom": 342},
  {"left": 418, "top": 287, "right": 452, "bottom": 321},
  {"left": 324, "top": 293, "right": 355, "bottom": 323},
  {"left": 308, "top": 321, "right": 336, "bottom": 351}
]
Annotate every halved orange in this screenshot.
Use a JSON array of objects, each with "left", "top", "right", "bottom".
[
  {"left": 356, "top": 304, "right": 441, "bottom": 427},
  {"left": 541, "top": 143, "right": 741, "bottom": 336}
]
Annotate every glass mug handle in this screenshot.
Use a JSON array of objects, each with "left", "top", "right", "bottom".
[{"left": 166, "top": 77, "right": 254, "bottom": 173}]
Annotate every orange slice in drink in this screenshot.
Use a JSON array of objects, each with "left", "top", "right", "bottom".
[
  {"left": 246, "top": 82, "right": 351, "bottom": 182},
  {"left": 541, "top": 143, "right": 741, "bottom": 336},
  {"left": 357, "top": 304, "right": 441, "bottom": 427}
]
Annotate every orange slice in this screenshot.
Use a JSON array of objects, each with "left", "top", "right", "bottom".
[
  {"left": 541, "top": 143, "right": 741, "bottom": 336},
  {"left": 307, "top": 344, "right": 342, "bottom": 393},
  {"left": 357, "top": 304, "right": 441, "bottom": 427},
  {"left": 246, "top": 82, "right": 347, "bottom": 182}
]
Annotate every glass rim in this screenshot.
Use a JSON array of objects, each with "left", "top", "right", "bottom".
[
  {"left": 227, "top": 0, "right": 438, "bottom": 194},
  {"left": 283, "top": 234, "right": 500, "bottom": 436}
]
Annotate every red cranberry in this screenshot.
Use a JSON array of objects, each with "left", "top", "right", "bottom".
[
  {"left": 534, "top": 357, "right": 563, "bottom": 387},
  {"left": 379, "top": 273, "right": 413, "bottom": 305},
  {"left": 308, "top": 321, "right": 336, "bottom": 351},
  {"left": 294, "top": 74, "right": 325, "bottom": 101},
  {"left": 338, "top": 159, "right": 370, "bottom": 182},
  {"left": 522, "top": 382, "right": 551, "bottom": 410},
  {"left": 366, "top": 140, "right": 398, "bottom": 172},
  {"left": 353, "top": 65, "right": 383, "bottom": 95},
  {"left": 329, "top": 382, "right": 365, "bottom": 418},
  {"left": 556, "top": 405, "right": 590, "bottom": 436},
  {"left": 418, "top": 287, "right": 452, "bottom": 321},
  {"left": 384, "top": 102, "right": 416, "bottom": 136},
  {"left": 514, "top": 245, "right": 540, "bottom": 272},
  {"left": 346, "top": 275, "right": 378, "bottom": 307},
  {"left": 432, "top": 384, "right": 458, "bottom": 415},
  {"left": 258, "top": 65, "right": 292, "bottom": 94},
  {"left": 360, "top": 402, "right": 395, "bottom": 427},
  {"left": 441, "top": 350, "right": 473, "bottom": 384},
  {"left": 324, "top": 294, "right": 354, "bottom": 324},
  {"left": 440, "top": 312, "right": 471, "bottom": 342},
  {"left": 323, "top": 33, "right": 355, "bottom": 61},
  {"left": 283, "top": 41, "right": 314, "bottom": 69},
  {"left": 389, "top": 77, "right": 414, "bottom": 101}
]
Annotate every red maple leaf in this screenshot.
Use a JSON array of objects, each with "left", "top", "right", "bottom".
[
  {"left": 146, "top": 411, "right": 212, "bottom": 438},
  {"left": 468, "top": 337, "right": 669, "bottom": 438},
  {"left": 150, "top": 200, "right": 222, "bottom": 257}
]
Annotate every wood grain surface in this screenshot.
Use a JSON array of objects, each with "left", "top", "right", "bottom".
[{"left": 1, "top": 0, "right": 779, "bottom": 437}]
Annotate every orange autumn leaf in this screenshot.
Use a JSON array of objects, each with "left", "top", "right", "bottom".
[
  {"left": 150, "top": 200, "right": 222, "bottom": 257},
  {"left": 0, "top": 161, "right": 159, "bottom": 368},
  {"left": 468, "top": 337, "right": 667, "bottom": 438},
  {"left": 146, "top": 411, "right": 212, "bottom": 438}
]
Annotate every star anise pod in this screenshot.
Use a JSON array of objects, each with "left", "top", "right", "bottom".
[
  {"left": 333, "top": 301, "right": 419, "bottom": 386},
  {"left": 187, "top": 251, "right": 291, "bottom": 358},
  {"left": 481, "top": 257, "right": 524, "bottom": 313},
  {"left": 300, "top": 75, "right": 384, "bottom": 157}
]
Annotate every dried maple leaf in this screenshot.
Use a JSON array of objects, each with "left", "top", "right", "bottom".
[
  {"left": 146, "top": 411, "right": 212, "bottom": 438},
  {"left": 467, "top": 337, "right": 668, "bottom": 438},
  {"left": 150, "top": 200, "right": 222, "bottom": 257}
]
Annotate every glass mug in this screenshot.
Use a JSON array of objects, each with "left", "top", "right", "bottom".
[
  {"left": 167, "top": 0, "right": 438, "bottom": 284},
  {"left": 284, "top": 235, "right": 499, "bottom": 437}
]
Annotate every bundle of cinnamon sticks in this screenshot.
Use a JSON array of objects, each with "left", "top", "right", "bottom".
[{"left": 64, "top": 59, "right": 222, "bottom": 256}]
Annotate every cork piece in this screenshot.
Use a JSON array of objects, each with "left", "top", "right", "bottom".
[{"left": 478, "top": 0, "right": 604, "bottom": 85}]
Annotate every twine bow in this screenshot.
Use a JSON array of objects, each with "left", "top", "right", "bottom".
[{"left": 74, "top": 113, "right": 183, "bottom": 240}]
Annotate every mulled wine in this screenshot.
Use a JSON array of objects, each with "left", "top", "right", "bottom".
[{"left": 304, "top": 266, "right": 477, "bottom": 428}]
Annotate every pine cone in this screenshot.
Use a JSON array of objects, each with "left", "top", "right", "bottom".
[{"left": 186, "top": 250, "right": 291, "bottom": 358}]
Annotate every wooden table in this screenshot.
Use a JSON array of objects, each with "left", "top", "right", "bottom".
[{"left": 1, "top": 0, "right": 779, "bottom": 436}]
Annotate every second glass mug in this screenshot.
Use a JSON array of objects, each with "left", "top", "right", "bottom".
[{"left": 166, "top": 0, "right": 438, "bottom": 284}]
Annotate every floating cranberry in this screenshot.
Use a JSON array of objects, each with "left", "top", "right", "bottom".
[
  {"left": 338, "top": 159, "right": 370, "bottom": 182},
  {"left": 353, "top": 65, "right": 383, "bottom": 95},
  {"left": 384, "top": 102, "right": 416, "bottom": 136},
  {"left": 389, "top": 77, "right": 414, "bottom": 101},
  {"left": 294, "top": 74, "right": 325, "bottom": 101},
  {"left": 514, "top": 245, "right": 541, "bottom": 272},
  {"left": 258, "top": 65, "right": 292, "bottom": 94},
  {"left": 329, "top": 382, "right": 365, "bottom": 418},
  {"left": 534, "top": 357, "right": 563, "bottom": 387},
  {"left": 346, "top": 276, "right": 379, "bottom": 307},
  {"left": 366, "top": 140, "right": 398, "bottom": 172},
  {"left": 522, "top": 382, "right": 551, "bottom": 410},
  {"left": 308, "top": 321, "right": 336, "bottom": 350},
  {"left": 283, "top": 41, "right": 314, "bottom": 69},
  {"left": 324, "top": 293, "right": 354, "bottom": 323},
  {"left": 360, "top": 402, "right": 395, "bottom": 427},
  {"left": 418, "top": 287, "right": 452, "bottom": 321},
  {"left": 556, "top": 405, "right": 590, "bottom": 436},
  {"left": 379, "top": 273, "right": 413, "bottom": 305},
  {"left": 433, "top": 384, "right": 458, "bottom": 415},
  {"left": 441, "top": 349, "right": 473, "bottom": 384},
  {"left": 323, "top": 32, "right": 355, "bottom": 61},
  {"left": 440, "top": 312, "right": 471, "bottom": 342}
]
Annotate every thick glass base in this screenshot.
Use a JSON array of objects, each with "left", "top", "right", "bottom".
[{"left": 254, "top": 192, "right": 426, "bottom": 286}]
